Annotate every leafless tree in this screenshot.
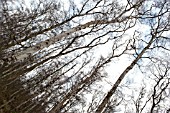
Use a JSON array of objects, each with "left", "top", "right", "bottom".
[{"left": 0, "top": 0, "right": 169, "bottom": 113}]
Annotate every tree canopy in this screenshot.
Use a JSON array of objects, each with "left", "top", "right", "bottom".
[{"left": 0, "top": 0, "right": 170, "bottom": 113}]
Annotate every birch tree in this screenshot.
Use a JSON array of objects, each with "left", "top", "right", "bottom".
[{"left": 0, "top": 0, "right": 170, "bottom": 113}]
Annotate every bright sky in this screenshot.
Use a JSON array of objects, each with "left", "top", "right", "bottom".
[{"left": 8, "top": 0, "right": 170, "bottom": 112}]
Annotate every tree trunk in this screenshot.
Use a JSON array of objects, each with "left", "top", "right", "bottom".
[{"left": 95, "top": 36, "right": 155, "bottom": 113}]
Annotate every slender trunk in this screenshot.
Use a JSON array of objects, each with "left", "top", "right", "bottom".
[
  {"left": 4, "top": 0, "right": 142, "bottom": 62},
  {"left": 95, "top": 36, "right": 155, "bottom": 113},
  {"left": 15, "top": 18, "right": 124, "bottom": 61},
  {"left": 49, "top": 65, "right": 100, "bottom": 113}
]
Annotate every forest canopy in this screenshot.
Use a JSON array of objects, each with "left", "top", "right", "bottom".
[{"left": 0, "top": 0, "right": 170, "bottom": 113}]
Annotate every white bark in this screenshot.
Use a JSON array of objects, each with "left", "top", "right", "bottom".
[{"left": 15, "top": 19, "right": 121, "bottom": 61}]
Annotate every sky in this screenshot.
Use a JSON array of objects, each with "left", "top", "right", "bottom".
[{"left": 5, "top": 0, "right": 170, "bottom": 112}]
